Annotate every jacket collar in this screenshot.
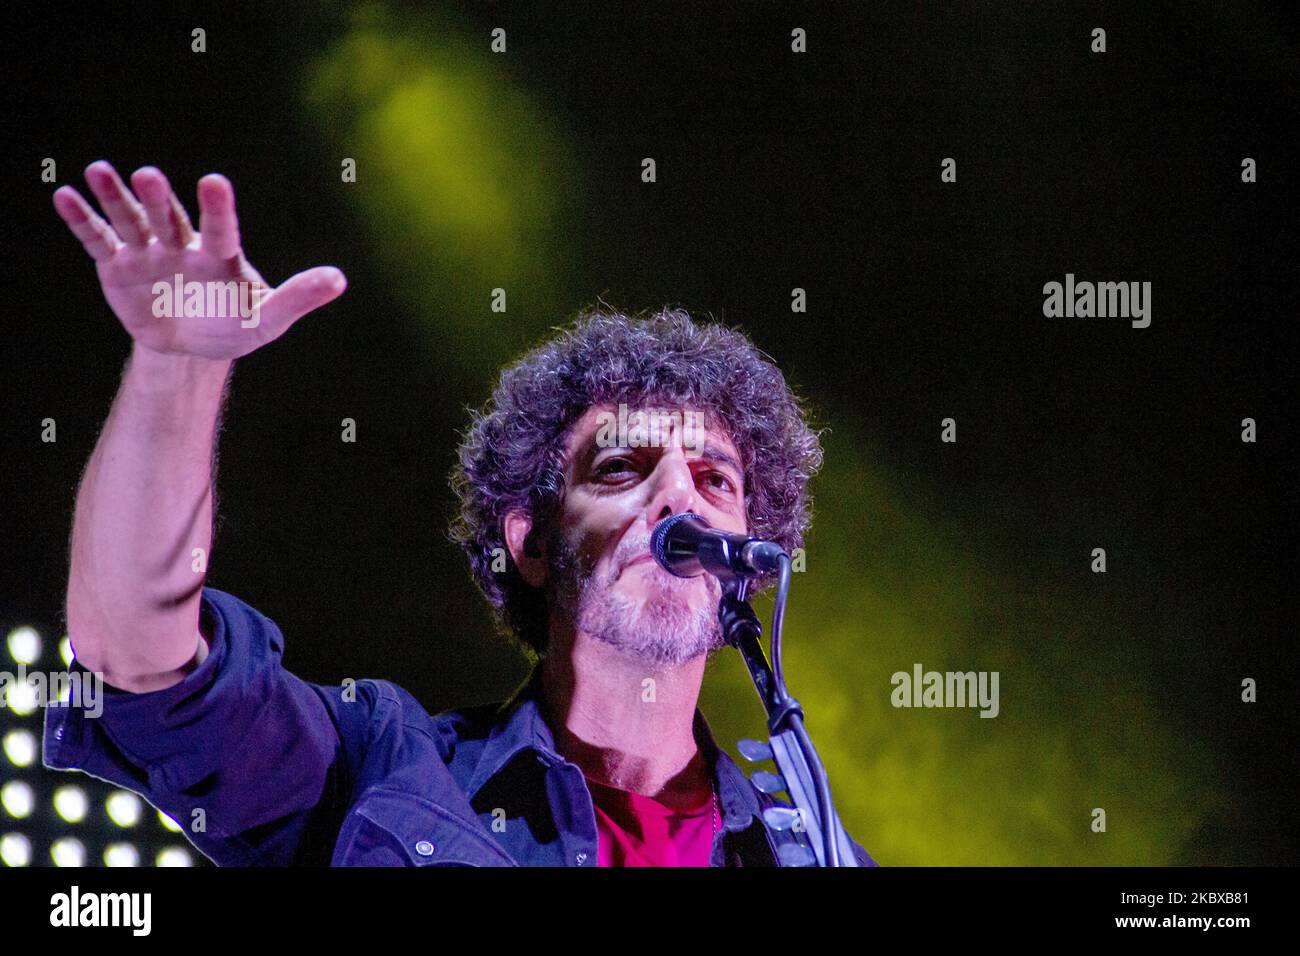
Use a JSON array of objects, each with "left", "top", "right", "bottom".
[{"left": 466, "top": 662, "right": 762, "bottom": 834}]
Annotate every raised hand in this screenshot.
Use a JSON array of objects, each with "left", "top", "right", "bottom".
[{"left": 53, "top": 161, "right": 346, "bottom": 360}]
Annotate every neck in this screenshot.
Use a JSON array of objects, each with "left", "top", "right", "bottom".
[{"left": 539, "top": 632, "right": 712, "bottom": 811}]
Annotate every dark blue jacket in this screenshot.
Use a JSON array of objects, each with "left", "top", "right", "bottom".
[{"left": 43, "top": 588, "right": 877, "bottom": 867}]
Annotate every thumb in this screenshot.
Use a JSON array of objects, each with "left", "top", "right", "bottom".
[{"left": 257, "top": 266, "right": 347, "bottom": 335}]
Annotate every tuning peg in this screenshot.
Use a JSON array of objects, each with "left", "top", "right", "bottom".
[
  {"left": 737, "top": 739, "right": 774, "bottom": 762},
  {"left": 750, "top": 770, "right": 786, "bottom": 794},
  {"left": 777, "top": 843, "right": 818, "bottom": 867},
  {"left": 762, "top": 806, "right": 801, "bottom": 831}
]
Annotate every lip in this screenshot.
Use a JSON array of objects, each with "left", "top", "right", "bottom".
[{"left": 624, "top": 553, "right": 655, "bottom": 569}]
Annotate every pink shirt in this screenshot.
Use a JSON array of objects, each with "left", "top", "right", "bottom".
[{"left": 586, "top": 776, "right": 719, "bottom": 867}]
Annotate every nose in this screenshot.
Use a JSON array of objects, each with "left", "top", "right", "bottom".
[{"left": 643, "top": 446, "right": 699, "bottom": 531}]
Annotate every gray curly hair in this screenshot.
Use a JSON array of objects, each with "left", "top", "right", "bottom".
[{"left": 448, "top": 305, "right": 825, "bottom": 657}]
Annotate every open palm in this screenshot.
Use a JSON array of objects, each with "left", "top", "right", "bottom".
[{"left": 54, "top": 161, "right": 346, "bottom": 359}]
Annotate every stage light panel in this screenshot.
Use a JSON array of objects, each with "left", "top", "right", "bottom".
[
  {"left": 0, "top": 833, "right": 32, "bottom": 867},
  {"left": 0, "top": 781, "right": 34, "bottom": 819},
  {"left": 156, "top": 846, "right": 194, "bottom": 867},
  {"left": 103, "top": 842, "right": 140, "bottom": 867},
  {"left": 53, "top": 785, "right": 88, "bottom": 823},
  {"left": 6, "top": 627, "right": 41, "bottom": 666},
  {"left": 106, "top": 790, "right": 143, "bottom": 827},
  {"left": 2, "top": 679, "right": 39, "bottom": 716},
  {"left": 51, "top": 837, "right": 86, "bottom": 867},
  {"left": 2, "top": 730, "right": 37, "bottom": 767}
]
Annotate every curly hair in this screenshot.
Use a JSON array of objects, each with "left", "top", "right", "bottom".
[{"left": 448, "top": 305, "right": 825, "bottom": 657}]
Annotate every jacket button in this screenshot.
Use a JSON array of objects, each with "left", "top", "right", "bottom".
[
  {"left": 575, "top": 851, "right": 588, "bottom": 865},
  {"left": 415, "top": 841, "right": 436, "bottom": 856}
]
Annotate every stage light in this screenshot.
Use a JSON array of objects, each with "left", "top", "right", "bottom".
[
  {"left": 0, "top": 833, "right": 32, "bottom": 867},
  {"left": 2, "top": 679, "right": 39, "bottom": 716},
  {"left": 303, "top": 10, "right": 577, "bottom": 372},
  {"left": 0, "top": 781, "right": 34, "bottom": 819},
  {"left": 158, "top": 810, "right": 183, "bottom": 833},
  {"left": 53, "top": 785, "right": 88, "bottom": 823},
  {"left": 103, "top": 842, "right": 140, "bottom": 867},
  {"left": 106, "top": 790, "right": 143, "bottom": 827},
  {"left": 2, "top": 730, "right": 37, "bottom": 767},
  {"left": 156, "top": 846, "right": 194, "bottom": 867},
  {"left": 6, "top": 626, "right": 41, "bottom": 665},
  {"left": 59, "top": 636, "right": 73, "bottom": 668},
  {"left": 51, "top": 837, "right": 86, "bottom": 868}
]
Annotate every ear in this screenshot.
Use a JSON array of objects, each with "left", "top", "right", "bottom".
[{"left": 503, "top": 510, "right": 547, "bottom": 588}]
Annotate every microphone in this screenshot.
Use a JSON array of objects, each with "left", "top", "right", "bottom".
[{"left": 650, "top": 512, "right": 787, "bottom": 580}]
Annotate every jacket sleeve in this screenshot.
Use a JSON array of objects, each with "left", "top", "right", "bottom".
[{"left": 42, "top": 587, "right": 380, "bottom": 866}]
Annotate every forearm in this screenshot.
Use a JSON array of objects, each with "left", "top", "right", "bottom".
[
  {"left": 53, "top": 161, "right": 344, "bottom": 690},
  {"left": 67, "top": 343, "right": 232, "bottom": 689}
]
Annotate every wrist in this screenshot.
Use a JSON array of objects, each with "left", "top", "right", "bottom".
[{"left": 126, "top": 343, "right": 233, "bottom": 394}]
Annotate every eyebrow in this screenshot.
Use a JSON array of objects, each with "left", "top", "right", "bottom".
[
  {"left": 697, "top": 444, "right": 743, "bottom": 479},
  {"left": 583, "top": 438, "right": 743, "bottom": 479}
]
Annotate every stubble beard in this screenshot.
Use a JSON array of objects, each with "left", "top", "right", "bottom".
[{"left": 546, "top": 529, "right": 725, "bottom": 666}]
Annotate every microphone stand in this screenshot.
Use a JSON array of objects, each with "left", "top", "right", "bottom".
[{"left": 719, "top": 573, "right": 861, "bottom": 867}]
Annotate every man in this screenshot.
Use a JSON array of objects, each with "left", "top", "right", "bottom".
[{"left": 44, "top": 161, "right": 877, "bottom": 867}]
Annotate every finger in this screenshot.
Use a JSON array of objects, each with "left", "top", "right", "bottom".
[
  {"left": 197, "top": 173, "right": 241, "bottom": 260},
  {"left": 256, "top": 267, "right": 347, "bottom": 333},
  {"left": 169, "top": 192, "right": 197, "bottom": 246},
  {"left": 84, "top": 161, "right": 152, "bottom": 247},
  {"left": 53, "top": 185, "right": 123, "bottom": 262},
  {"left": 131, "top": 166, "right": 194, "bottom": 250}
]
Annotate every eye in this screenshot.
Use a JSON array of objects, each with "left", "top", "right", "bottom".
[
  {"left": 704, "top": 471, "right": 735, "bottom": 493},
  {"left": 595, "top": 457, "right": 636, "bottom": 479}
]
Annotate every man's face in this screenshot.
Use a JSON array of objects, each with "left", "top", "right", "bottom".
[{"left": 544, "top": 403, "right": 748, "bottom": 665}]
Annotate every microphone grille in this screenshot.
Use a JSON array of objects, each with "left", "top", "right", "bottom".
[{"left": 651, "top": 511, "right": 702, "bottom": 567}]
